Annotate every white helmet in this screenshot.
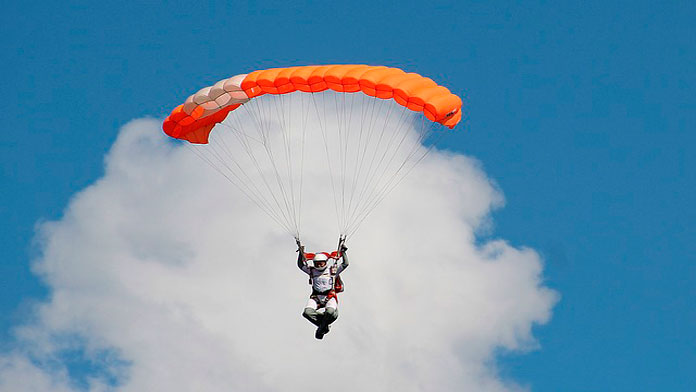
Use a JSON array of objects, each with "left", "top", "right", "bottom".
[{"left": 313, "top": 253, "right": 329, "bottom": 270}]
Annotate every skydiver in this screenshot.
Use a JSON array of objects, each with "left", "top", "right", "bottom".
[{"left": 296, "top": 238, "right": 349, "bottom": 340}]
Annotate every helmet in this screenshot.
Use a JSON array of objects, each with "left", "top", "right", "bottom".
[
  {"left": 313, "top": 253, "right": 329, "bottom": 270},
  {"left": 313, "top": 253, "right": 329, "bottom": 262}
]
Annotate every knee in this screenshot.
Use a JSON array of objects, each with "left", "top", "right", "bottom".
[
  {"left": 302, "top": 307, "right": 316, "bottom": 319},
  {"left": 324, "top": 307, "right": 339, "bottom": 320}
]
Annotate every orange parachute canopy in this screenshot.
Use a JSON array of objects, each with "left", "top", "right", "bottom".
[{"left": 163, "top": 65, "right": 462, "bottom": 144}]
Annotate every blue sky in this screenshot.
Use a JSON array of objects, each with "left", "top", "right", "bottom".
[{"left": 1, "top": 1, "right": 694, "bottom": 390}]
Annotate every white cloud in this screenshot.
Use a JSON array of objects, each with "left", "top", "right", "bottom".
[{"left": 1, "top": 108, "right": 557, "bottom": 391}]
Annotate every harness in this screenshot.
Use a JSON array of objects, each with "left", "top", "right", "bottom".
[
  {"left": 305, "top": 251, "right": 345, "bottom": 307},
  {"left": 310, "top": 289, "right": 338, "bottom": 308},
  {"left": 303, "top": 236, "right": 347, "bottom": 309}
]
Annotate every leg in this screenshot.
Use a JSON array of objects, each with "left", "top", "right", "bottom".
[
  {"left": 323, "top": 307, "right": 338, "bottom": 325},
  {"left": 303, "top": 298, "right": 321, "bottom": 327},
  {"left": 303, "top": 307, "right": 322, "bottom": 327},
  {"left": 317, "top": 298, "right": 339, "bottom": 338},
  {"left": 323, "top": 302, "right": 339, "bottom": 326}
]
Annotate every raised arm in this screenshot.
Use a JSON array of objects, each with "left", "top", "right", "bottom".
[
  {"left": 337, "top": 242, "right": 349, "bottom": 273},
  {"left": 296, "top": 239, "right": 308, "bottom": 271}
]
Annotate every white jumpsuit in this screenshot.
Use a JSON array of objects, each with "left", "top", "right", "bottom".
[{"left": 300, "top": 258, "right": 347, "bottom": 311}]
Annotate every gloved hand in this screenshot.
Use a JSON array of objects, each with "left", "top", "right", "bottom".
[{"left": 340, "top": 243, "right": 348, "bottom": 253}]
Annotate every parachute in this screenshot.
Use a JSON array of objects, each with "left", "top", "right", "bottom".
[{"left": 163, "top": 65, "right": 462, "bottom": 239}]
